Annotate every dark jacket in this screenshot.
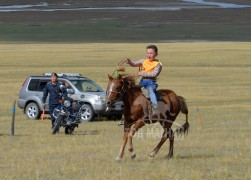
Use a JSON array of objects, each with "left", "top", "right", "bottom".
[{"left": 42, "top": 81, "right": 67, "bottom": 105}]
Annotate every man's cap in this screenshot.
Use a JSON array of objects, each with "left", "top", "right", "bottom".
[{"left": 51, "top": 72, "right": 58, "bottom": 77}]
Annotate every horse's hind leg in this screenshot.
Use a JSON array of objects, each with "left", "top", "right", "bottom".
[
  {"left": 149, "top": 129, "right": 168, "bottom": 157},
  {"left": 166, "top": 129, "right": 174, "bottom": 159},
  {"left": 149, "top": 122, "right": 173, "bottom": 158},
  {"left": 128, "top": 120, "right": 145, "bottom": 159}
]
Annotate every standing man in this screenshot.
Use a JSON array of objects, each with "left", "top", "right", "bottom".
[{"left": 42, "top": 73, "right": 67, "bottom": 128}]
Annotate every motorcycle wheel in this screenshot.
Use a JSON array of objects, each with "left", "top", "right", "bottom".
[
  {"left": 65, "top": 127, "right": 74, "bottom": 135},
  {"left": 52, "top": 115, "right": 63, "bottom": 135}
]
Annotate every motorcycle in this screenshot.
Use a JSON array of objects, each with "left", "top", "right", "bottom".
[{"left": 52, "top": 88, "right": 83, "bottom": 135}]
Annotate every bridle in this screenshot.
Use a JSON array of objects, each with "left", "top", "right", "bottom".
[
  {"left": 106, "top": 79, "right": 126, "bottom": 104},
  {"left": 106, "top": 59, "right": 137, "bottom": 105}
]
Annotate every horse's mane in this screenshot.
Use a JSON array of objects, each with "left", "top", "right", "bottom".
[
  {"left": 120, "top": 74, "right": 136, "bottom": 84},
  {"left": 120, "top": 74, "right": 142, "bottom": 90}
]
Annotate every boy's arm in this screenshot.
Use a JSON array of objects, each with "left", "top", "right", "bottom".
[
  {"left": 126, "top": 58, "right": 144, "bottom": 67},
  {"left": 142, "top": 63, "right": 162, "bottom": 78}
]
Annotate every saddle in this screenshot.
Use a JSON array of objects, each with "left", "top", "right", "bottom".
[{"left": 140, "top": 88, "right": 163, "bottom": 123}]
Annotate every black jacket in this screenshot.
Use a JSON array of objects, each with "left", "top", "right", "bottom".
[{"left": 42, "top": 81, "right": 67, "bottom": 105}]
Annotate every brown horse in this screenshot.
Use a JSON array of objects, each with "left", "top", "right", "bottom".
[{"left": 106, "top": 74, "right": 189, "bottom": 161}]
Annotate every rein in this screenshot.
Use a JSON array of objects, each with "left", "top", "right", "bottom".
[
  {"left": 111, "top": 59, "right": 127, "bottom": 77},
  {"left": 107, "top": 78, "right": 136, "bottom": 103},
  {"left": 106, "top": 59, "right": 127, "bottom": 95},
  {"left": 106, "top": 59, "right": 140, "bottom": 105}
]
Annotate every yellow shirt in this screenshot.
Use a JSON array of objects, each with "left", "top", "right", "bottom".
[{"left": 141, "top": 59, "right": 159, "bottom": 73}]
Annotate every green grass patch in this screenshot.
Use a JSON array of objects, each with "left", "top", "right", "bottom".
[{"left": 1, "top": 22, "right": 251, "bottom": 42}]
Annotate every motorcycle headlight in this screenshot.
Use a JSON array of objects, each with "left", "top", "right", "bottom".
[{"left": 64, "top": 100, "right": 71, "bottom": 107}]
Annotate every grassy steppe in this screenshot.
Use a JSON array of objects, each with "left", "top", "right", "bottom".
[
  {"left": 0, "top": 42, "right": 251, "bottom": 180},
  {"left": 0, "top": 0, "right": 250, "bottom": 42}
]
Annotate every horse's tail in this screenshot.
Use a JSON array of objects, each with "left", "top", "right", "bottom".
[{"left": 175, "top": 96, "right": 189, "bottom": 136}]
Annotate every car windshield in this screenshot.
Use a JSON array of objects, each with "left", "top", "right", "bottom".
[{"left": 70, "top": 79, "right": 104, "bottom": 92}]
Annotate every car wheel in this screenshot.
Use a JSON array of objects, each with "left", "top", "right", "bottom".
[
  {"left": 106, "top": 115, "right": 113, "bottom": 120},
  {"left": 106, "top": 113, "right": 123, "bottom": 121},
  {"left": 115, "top": 114, "right": 123, "bottom": 121},
  {"left": 25, "top": 102, "right": 41, "bottom": 120},
  {"left": 80, "top": 104, "right": 95, "bottom": 122}
]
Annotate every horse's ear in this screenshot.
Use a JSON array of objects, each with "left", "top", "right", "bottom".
[
  {"left": 118, "top": 74, "right": 122, "bottom": 79},
  {"left": 108, "top": 74, "right": 113, "bottom": 81}
]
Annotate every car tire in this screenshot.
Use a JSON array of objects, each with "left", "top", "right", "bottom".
[
  {"left": 25, "top": 102, "right": 41, "bottom": 120},
  {"left": 107, "top": 113, "right": 123, "bottom": 121},
  {"left": 106, "top": 115, "right": 113, "bottom": 120},
  {"left": 80, "top": 104, "right": 95, "bottom": 122},
  {"left": 115, "top": 114, "right": 123, "bottom": 121}
]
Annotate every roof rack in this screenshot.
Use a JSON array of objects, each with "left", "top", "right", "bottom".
[{"left": 43, "top": 73, "right": 81, "bottom": 77}]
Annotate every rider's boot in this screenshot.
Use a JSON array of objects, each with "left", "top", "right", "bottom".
[
  {"left": 152, "top": 104, "right": 159, "bottom": 116},
  {"left": 145, "top": 104, "right": 159, "bottom": 122}
]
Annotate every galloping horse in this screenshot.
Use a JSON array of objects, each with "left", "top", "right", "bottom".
[{"left": 106, "top": 74, "right": 189, "bottom": 161}]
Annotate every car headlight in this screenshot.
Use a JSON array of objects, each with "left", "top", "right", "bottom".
[
  {"left": 64, "top": 100, "right": 71, "bottom": 107},
  {"left": 100, "top": 95, "right": 106, "bottom": 102},
  {"left": 94, "top": 95, "right": 106, "bottom": 102}
]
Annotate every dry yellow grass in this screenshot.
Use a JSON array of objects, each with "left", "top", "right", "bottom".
[{"left": 0, "top": 42, "right": 250, "bottom": 179}]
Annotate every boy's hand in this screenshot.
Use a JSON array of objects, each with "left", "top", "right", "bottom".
[{"left": 137, "top": 72, "right": 142, "bottom": 76}]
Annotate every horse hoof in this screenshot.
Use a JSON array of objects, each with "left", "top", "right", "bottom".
[
  {"left": 149, "top": 151, "right": 156, "bottom": 157},
  {"left": 115, "top": 156, "right": 122, "bottom": 161},
  {"left": 131, "top": 152, "right": 136, "bottom": 159},
  {"left": 165, "top": 154, "right": 173, "bottom": 159}
]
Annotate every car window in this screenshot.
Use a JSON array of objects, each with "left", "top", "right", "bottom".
[
  {"left": 28, "top": 79, "right": 39, "bottom": 91},
  {"left": 64, "top": 81, "right": 73, "bottom": 89},
  {"left": 70, "top": 80, "right": 104, "bottom": 92},
  {"left": 38, "top": 80, "right": 50, "bottom": 92}
]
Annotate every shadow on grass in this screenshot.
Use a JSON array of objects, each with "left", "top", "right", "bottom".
[
  {"left": 74, "top": 130, "right": 101, "bottom": 136},
  {"left": 0, "top": 133, "right": 31, "bottom": 137},
  {"left": 175, "top": 153, "right": 215, "bottom": 159}
]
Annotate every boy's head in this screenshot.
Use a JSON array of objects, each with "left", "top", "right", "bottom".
[{"left": 146, "top": 45, "right": 158, "bottom": 60}]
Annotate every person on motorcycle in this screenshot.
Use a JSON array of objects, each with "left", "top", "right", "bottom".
[
  {"left": 42, "top": 72, "right": 67, "bottom": 128},
  {"left": 126, "top": 45, "right": 162, "bottom": 115}
]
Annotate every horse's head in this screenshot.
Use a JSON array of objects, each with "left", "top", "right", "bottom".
[{"left": 106, "top": 74, "right": 124, "bottom": 106}]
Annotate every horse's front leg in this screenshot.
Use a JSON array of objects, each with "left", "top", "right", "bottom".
[
  {"left": 128, "top": 120, "right": 145, "bottom": 159},
  {"left": 116, "top": 130, "right": 128, "bottom": 161}
]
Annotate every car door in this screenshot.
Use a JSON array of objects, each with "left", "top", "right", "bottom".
[{"left": 37, "top": 79, "right": 50, "bottom": 111}]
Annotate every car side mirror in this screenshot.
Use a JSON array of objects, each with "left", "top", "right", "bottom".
[{"left": 67, "top": 88, "right": 75, "bottom": 94}]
